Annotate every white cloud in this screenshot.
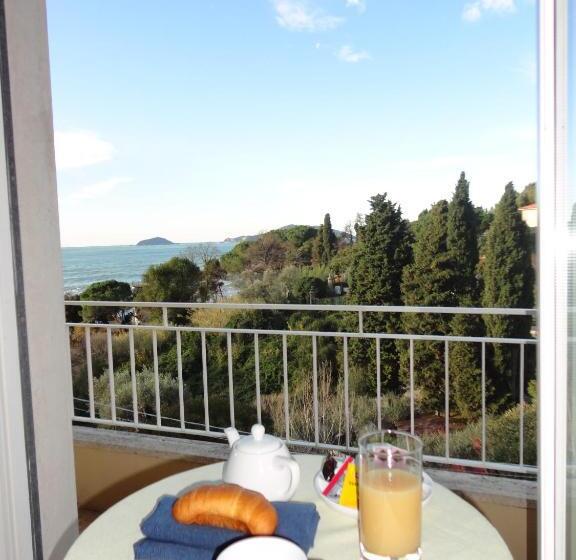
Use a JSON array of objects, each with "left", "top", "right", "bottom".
[
  {"left": 462, "top": 0, "right": 516, "bottom": 22},
  {"left": 55, "top": 130, "right": 115, "bottom": 170},
  {"left": 462, "top": 3, "right": 482, "bottom": 21},
  {"left": 338, "top": 45, "right": 371, "bottom": 63},
  {"left": 69, "top": 177, "right": 132, "bottom": 200},
  {"left": 345, "top": 0, "right": 366, "bottom": 13},
  {"left": 273, "top": 0, "right": 343, "bottom": 32}
]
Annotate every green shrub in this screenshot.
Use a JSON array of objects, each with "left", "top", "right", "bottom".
[{"left": 422, "top": 402, "right": 536, "bottom": 466}]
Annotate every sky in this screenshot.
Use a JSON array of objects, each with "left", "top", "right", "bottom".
[{"left": 46, "top": 0, "right": 537, "bottom": 247}]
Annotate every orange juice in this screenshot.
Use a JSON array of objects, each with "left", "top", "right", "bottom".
[{"left": 359, "top": 468, "right": 421, "bottom": 557}]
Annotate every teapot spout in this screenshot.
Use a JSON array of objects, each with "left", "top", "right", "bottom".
[{"left": 224, "top": 427, "right": 240, "bottom": 447}]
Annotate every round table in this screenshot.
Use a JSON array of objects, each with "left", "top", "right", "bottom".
[{"left": 66, "top": 455, "right": 512, "bottom": 560}]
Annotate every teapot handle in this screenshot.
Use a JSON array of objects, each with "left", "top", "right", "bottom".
[{"left": 275, "top": 456, "right": 301, "bottom": 500}]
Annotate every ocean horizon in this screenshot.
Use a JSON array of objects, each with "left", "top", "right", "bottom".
[{"left": 61, "top": 242, "right": 237, "bottom": 293}]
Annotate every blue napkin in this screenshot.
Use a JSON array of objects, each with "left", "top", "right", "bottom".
[
  {"left": 134, "top": 538, "right": 215, "bottom": 560},
  {"left": 135, "top": 495, "right": 320, "bottom": 559}
]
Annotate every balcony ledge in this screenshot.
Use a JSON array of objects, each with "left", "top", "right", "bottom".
[{"left": 73, "top": 426, "right": 536, "bottom": 507}]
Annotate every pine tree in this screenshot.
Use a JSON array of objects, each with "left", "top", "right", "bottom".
[
  {"left": 401, "top": 200, "right": 457, "bottom": 411},
  {"left": 446, "top": 172, "right": 484, "bottom": 416},
  {"left": 482, "top": 183, "right": 535, "bottom": 405},
  {"left": 348, "top": 194, "right": 413, "bottom": 391},
  {"left": 321, "top": 213, "right": 336, "bottom": 265}
]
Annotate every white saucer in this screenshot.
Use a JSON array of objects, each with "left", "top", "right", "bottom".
[{"left": 313, "top": 471, "right": 433, "bottom": 518}]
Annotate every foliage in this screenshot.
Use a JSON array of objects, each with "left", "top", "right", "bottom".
[
  {"left": 447, "top": 172, "right": 479, "bottom": 302},
  {"left": 200, "top": 258, "right": 226, "bottom": 301},
  {"left": 422, "top": 403, "right": 536, "bottom": 466},
  {"left": 320, "top": 213, "right": 337, "bottom": 265},
  {"left": 137, "top": 257, "right": 202, "bottom": 324},
  {"left": 93, "top": 366, "right": 188, "bottom": 425},
  {"left": 482, "top": 183, "right": 535, "bottom": 403},
  {"left": 348, "top": 193, "right": 413, "bottom": 390},
  {"left": 244, "top": 233, "right": 288, "bottom": 272},
  {"left": 291, "top": 276, "right": 328, "bottom": 303},
  {"left": 516, "top": 182, "right": 536, "bottom": 207},
  {"left": 261, "top": 362, "right": 376, "bottom": 446},
  {"left": 446, "top": 173, "right": 485, "bottom": 416},
  {"left": 273, "top": 225, "right": 318, "bottom": 247},
  {"left": 401, "top": 201, "right": 456, "bottom": 410},
  {"left": 80, "top": 280, "right": 133, "bottom": 323},
  {"left": 329, "top": 243, "right": 357, "bottom": 276},
  {"left": 220, "top": 241, "right": 251, "bottom": 274},
  {"left": 449, "top": 313, "right": 486, "bottom": 418},
  {"left": 65, "top": 293, "right": 83, "bottom": 323}
]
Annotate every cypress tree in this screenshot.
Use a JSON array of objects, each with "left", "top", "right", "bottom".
[
  {"left": 400, "top": 200, "right": 457, "bottom": 411},
  {"left": 446, "top": 172, "right": 485, "bottom": 417},
  {"left": 321, "top": 213, "right": 336, "bottom": 264},
  {"left": 447, "top": 172, "right": 479, "bottom": 301},
  {"left": 450, "top": 312, "right": 486, "bottom": 417},
  {"left": 482, "top": 183, "right": 535, "bottom": 404},
  {"left": 348, "top": 194, "right": 413, "bottom": 391},
  {"left": 312, "top": 225, "right": 324, "bottom": 265}
]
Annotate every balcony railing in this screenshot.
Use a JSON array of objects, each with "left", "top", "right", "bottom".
[{"left": 65, "top": 301, "right": 537, "bottom": 475}]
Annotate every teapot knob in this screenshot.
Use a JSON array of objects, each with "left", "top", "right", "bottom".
[{"left": 251, "top": 424, "right": 265, "bottom": 441}]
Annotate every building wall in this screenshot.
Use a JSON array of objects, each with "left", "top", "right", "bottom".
[{"left": 520, "top": 208, "right": 538, "bottom": 228}]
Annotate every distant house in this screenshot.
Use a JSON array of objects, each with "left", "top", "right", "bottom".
[{"left": 519, "top": 203, "right": 537, "bottom": 228}]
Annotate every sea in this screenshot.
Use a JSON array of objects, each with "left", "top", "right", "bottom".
[{"left": 61, "top": 242, "right": 237, "bottom": 294}]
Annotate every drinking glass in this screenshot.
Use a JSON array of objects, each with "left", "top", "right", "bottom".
[{"left": 357, "top": 430, "right": 423, "bottom": 560}]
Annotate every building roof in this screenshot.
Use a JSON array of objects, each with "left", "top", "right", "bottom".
[{"left": 519, "top": 203, "right": 537, "bottom": 211}]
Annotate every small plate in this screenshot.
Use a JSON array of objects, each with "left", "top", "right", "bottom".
[{"left": 313, "top": 471, "right": 433, "bottom": 518}]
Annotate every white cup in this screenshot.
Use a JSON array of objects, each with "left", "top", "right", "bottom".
[{"left": 216, "top": 536, "right": 307, "bottom": 560}]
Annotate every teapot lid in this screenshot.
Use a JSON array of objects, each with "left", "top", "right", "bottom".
[{"left": 235, "top": 424, "right": 282, "bottom": 455}]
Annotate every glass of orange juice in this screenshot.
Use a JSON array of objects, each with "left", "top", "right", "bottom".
[{"left": 357, "top": 430, "right": 423, "bottom": 560}]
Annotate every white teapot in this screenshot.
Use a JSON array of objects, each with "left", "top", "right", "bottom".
[{"left": 222, "top": 424, "right": 301, "bottom": 501}]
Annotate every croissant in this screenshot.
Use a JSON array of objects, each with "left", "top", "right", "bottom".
[{"left": 172, "top": 483, "right": 278, "bottom": 535}]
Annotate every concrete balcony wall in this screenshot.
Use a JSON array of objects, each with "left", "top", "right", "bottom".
[{"left": 73, "top": 427, "right": 536, "bottom": 559}]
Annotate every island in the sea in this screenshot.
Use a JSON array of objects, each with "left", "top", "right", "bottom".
[{"left": 136, "top": 237, "right": 174, "bottom": 246}]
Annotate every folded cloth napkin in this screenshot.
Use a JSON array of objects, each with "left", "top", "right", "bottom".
[
  {"left": 135, "top": 495, "right": 320, "bottom": 559},
  {"left": 134, "top": 538, "right": 215, "bottom": 560}
]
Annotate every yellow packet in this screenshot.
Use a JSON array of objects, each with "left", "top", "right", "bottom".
[{"left": 338, "top": 462, "right": 357, "bottom": 509}]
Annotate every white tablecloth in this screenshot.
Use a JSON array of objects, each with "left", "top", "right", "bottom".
[{"left": 66, "top": 454, "right": 512, "bottom": 560}]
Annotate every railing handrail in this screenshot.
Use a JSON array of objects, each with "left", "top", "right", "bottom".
[
  {"left": 65, "top": 321, "right": 536, "bottom": 345},
  {"left": 65, "top": 300, "right": 537, "bottom": 316},
  {"left": 66, "top": 300, "right": 538, "bottom": 475}
]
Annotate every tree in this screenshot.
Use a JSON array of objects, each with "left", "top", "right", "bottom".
[
  {"left": 185, "top": 243, "right": 220, "bottom": 267},
  {"left": 482, "top": 183, "right": 535, "bottom": 404},
  {"left": 348, "top": 193, "right": 413, "bottom": 391},
  {"left": 245, "top": 233, "right": 288, "bottom": 272},
  {"left": 200, "top": 258, "right": 226, "bottom": 302},
  {"left": 273, "top": 225, "right": 317, "bottom": 247},
  {"left": 343, "top": 221, "right": 355, "bottom": 245},
  {"left": 446, "top": 173, "right": 485, "bottom": 416},
  {"left": 516, "top": 182, "right": 536, "bottom": 207},
  {"left": 137, "top": 257, "right": 202, "bottom": 324},
  {"left": 401, "top": 201, "right": 457, "bottom": 410},
  {"left": 450, "top": 312, "right": 486, "bottom": 418},
  {"left": 65, "top": 293, "right": 83, "bottom": 323},
  {"left": 220, "top": 241, "right": 251, "bottom": 274},
  {"left": 291, "top": 276, "right": 328, "bottom": 303},
  {"left": 321, "top": 213, "right": 337, "bottom": 264},
  {"left": 312, "top": 225, "right": 324, "bottom": 265},
  {"left": 447, "top": 172, "right": 479, "bottom": 302},
  {"left": 80, "top": 280, "right": 133, "bottom": 323}
]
